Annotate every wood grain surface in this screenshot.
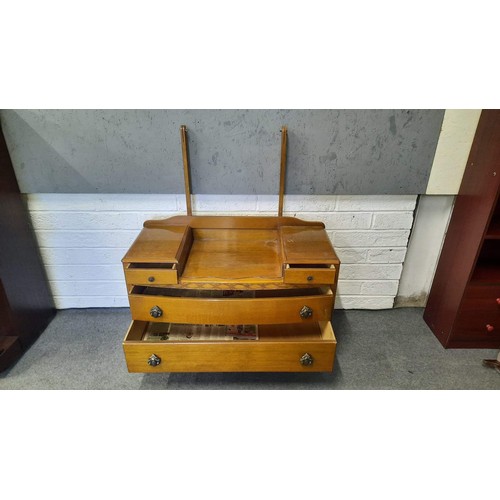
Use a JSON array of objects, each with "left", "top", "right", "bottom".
[{"left": 128, "top": 287, "right": 333, "bottom": 325}]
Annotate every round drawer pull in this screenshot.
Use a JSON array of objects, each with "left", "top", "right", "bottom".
[
  {"left": 299, "top": 305, "right": 313, "bottom": 319},
  {"left": 307, "top": 275, "right": 314, "bottom": 281},
  {"left": 148, "top": 276, "right": 155, "bottom": 283},
  {"left": 150, "top": 305, "right": 163, "bottom": 318},
  {"left": 496, "top": 298, "right": 500, "bottom": 305},
  {"left": 486, "top": 324, "right": 495, "bottom": 333},
  {"left": 300, "top": 353, "right": 314, "bottom": 366},
  {"left": 148, "top": 354, "right": 161, "bottom": 367}
]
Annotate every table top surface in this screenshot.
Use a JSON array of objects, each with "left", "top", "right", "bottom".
[{"left": 123, "top": 216, "right": 340, "bottom": 283}]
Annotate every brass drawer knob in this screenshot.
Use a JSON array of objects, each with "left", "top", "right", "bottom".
[
  {"left": 307, "top": 275, "right": 314, "bottom": 281},
  {"left": 300, "top": 353, "right": 314, "bottom": 366},
  {"left": 299, "top": 305, "right": 313, "bottom": 319},
  {"left": 150, "top": 305, "right": 163, "bottom": 318},
  {"left": 148, "top": 354, "right": 161, "bottom": 367}
]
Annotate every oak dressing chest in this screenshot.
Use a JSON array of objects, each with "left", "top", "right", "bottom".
[{"left": 121, "top": 127, "right": 340, "bottom": 372}]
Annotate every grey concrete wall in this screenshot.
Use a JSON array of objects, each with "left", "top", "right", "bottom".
[{"left": 0, "top": 109, "right": 444, "bottom": 194}]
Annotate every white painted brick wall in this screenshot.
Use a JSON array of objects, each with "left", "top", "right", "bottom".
[{"left": 27, "top": 194, "right": 416, "bottom": 310}]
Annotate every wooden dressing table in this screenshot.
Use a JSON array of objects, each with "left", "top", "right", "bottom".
[{"left": 121, "top": 127, "right": 340, "bottom": 372}]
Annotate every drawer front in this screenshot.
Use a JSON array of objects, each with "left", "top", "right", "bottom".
[
  {"left": 284, "top": 265, "right": 336, "bottom": 284},
  {"left": 128, "top": 291, "right": 333, "bottom": 324},
  {"left": 125, "top": 267, "right": 178, "bottom": 286},
  {"left": 124, "top": 264, "right": 177, "bottom": 286},
  {"left": 123, "top": 320, "right": 336, "bottom": 372},
  {"left": 452, "top": 285, "right": 500, "bottom": 346}
]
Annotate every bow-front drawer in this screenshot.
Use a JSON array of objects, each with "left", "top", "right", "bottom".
[
  {"left": 127, "top": 286, "right": 334, "bottom": 324},
  {"left": 123, "top": 320, "right": 336, "bottom": 372}
]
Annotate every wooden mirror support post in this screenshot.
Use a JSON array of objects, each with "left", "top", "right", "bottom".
[
  {"left": 180, "top": 125, "right": 192, "bottom": 216},
  {"left": 278, "top": 126, "right": 287, "bottom": 217},
  {"left": 180, "top": 125, "right": 289, "bottom": 218}
]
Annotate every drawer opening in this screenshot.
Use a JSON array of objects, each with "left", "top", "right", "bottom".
[
  {"left": 129, "top": 286, "right": 331, "bottom": 298},
  {"left": 125, "top": 320, "right": 334, "bottom": 343},
  {"left": 127, "top": 263, "right": 177, "bottom": 269},
  {"left": 285, "top": 264, "right": 334, "bottom": 269}
]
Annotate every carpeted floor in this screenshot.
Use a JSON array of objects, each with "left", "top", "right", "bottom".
[{"left": 1, "top": 307, "right": 499, "bottom": 389}]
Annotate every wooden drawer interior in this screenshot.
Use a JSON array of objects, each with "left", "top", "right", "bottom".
[
  {"left": 123, "top": 320, "right": 336, "bottom": 372},
  {"left": 129, "top": 285, "right": 331, "bottom": 298}
]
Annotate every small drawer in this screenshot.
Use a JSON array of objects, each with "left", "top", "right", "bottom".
[
  {"left": 128, "top": 286, "right": 334, "bottom": 324},
  {"left": 284, "top": 264, "right": 336, "bottom": 284},
  {"left": 124, "top": 263, "right": 178, "bottom": 286},
  {"left": 123, "top": 320, "right": 336, "bottom": 372}
]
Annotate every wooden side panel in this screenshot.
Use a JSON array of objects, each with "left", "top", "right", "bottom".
[
  {"left": 122, "top": 226, "right": 190, "bottom": 264},
  {"left": 424, "top": 110, "right": 500, "bottom": 347}
]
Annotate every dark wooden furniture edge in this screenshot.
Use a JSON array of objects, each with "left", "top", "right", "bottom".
[
  {"left": 1, "top": 122, "right": 56, "bottom": 372},
  {"left": 423, "top": 110, "right": 500, "bottom": 348}
]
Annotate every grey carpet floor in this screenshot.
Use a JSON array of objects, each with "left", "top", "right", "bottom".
[{"left": 1, "top": 308, "right": 499, "bottom": 389}]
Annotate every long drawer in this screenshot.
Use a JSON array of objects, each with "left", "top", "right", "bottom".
[
  {"left": 123, "top": 320, "right": 336, "bottom": 372},
  {"left": 128, "top": 286, "right": 333, "bottom": 324}
]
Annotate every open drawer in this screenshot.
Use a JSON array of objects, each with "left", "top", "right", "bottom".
[
  {"left": 127, "top": 286, "right": 334, "bottom": 324},
  {"left": 124, "top": 262, "right": 178, "bottom": 286},
  {"left": 123, "top": 320, "right": 336, "bottom": 372},
  {"left": 283, "top": 264, "right": 336, "bottom": 284}
]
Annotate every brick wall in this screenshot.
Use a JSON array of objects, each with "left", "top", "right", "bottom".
[{"left": 27, "top": 194, "right": 416, "bottom": 309}]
